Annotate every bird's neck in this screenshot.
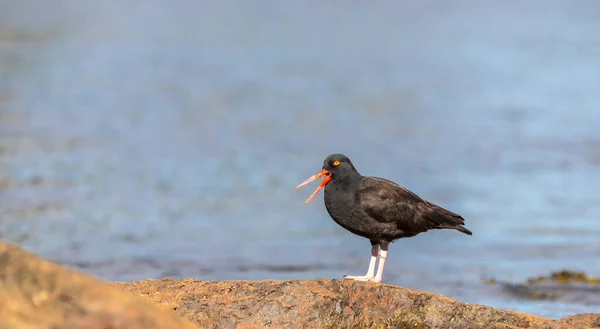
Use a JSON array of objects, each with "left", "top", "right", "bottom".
[{"left": 328, "top": 172, "right": 362, "bottom": 190}]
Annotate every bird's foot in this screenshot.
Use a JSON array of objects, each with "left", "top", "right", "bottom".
[{"left": 343, "top": 275, "right": 380, "bottom": 283}]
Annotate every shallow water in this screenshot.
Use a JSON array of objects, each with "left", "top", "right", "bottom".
[{"left": 1, "top": 0, "right": 600, "bottom": 318}]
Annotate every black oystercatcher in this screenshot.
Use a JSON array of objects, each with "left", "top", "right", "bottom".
[{"left": 296, "top": 154, "right": 472, "bottom": 283}]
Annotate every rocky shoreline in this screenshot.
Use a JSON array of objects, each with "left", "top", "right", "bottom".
[
  {"left": 1, "top": 242, "right": 599, "bottom": 329},
  {"left": 116, "top": 279, "right": 600, "bottom": 329}
]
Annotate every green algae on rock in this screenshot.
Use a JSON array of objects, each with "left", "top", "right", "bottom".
[
  {"left": 500, "top": 269, "right": 600, "bottom": 306},
  {"left": 527, "top": 269, "right": 600, "bottom": 285}
]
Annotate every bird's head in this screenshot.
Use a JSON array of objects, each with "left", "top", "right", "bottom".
[{"left": 295, "top": 153, "right": 357, "bottom": 204}]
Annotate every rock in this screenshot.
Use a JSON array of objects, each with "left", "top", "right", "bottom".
[
  {"left": 0, "top": 242, "right": 197, "bottom": 329},
  {"left": 116, "top": 278, "right": 600, "bottom": 329},
  {"left": 2, "top": 241, "right": 597, "bottom": 329},
  {"left": 493, "top": 269, "right": 600, "bottom": 306}
]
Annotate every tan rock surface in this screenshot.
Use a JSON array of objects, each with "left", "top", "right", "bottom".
[
  {"left": 116, "top": 278, "right": 600, "bottom": 329},
  {"left": 0, "top": 242, "right": 197, "bottom": 329},
  {"left": 2, "top": 241, "right": 598, "bottom": 329}
]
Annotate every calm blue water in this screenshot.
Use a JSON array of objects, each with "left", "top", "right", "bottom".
[{"left": 1, "top": 0, "right": 599, "bottom": 318}]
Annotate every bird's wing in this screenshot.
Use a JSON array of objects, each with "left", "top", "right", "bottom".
[{"left": 356, "top": 177, "right": 465, "bottom": 234}]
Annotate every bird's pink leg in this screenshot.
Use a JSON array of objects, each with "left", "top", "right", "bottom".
[
  {"left": 370, "top": 249, "right": 387, "bottom": 283},
  {"left": 344, "top": 244, "right": 379, "bottom": 281}
]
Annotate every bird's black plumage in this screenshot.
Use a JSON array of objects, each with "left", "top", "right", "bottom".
[
  {"left": 296, "top": 153, "right": 472, "bottom": 283},
  {"left": 321, "top": 153, "right": 471, "bottom": 242}
]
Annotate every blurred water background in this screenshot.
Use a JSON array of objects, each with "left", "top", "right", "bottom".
[{"left": 1, "top": 0, "right": 599, "bottom": 318}]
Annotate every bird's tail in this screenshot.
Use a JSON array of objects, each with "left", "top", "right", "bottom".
[
  {"left": 427, "top": 209, "right": 473, "bottom": 235},
  {"left": 455, "top": 225, "right": 472, "bottom": 235},
  {"left": 434, "top": 223, "right": 473, "bottom": 235}
]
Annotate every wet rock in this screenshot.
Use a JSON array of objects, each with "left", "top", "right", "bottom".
[
  {"left": 500, "top": 269, "right": 600, "bottom": 306},
  {"left": 116, "top": 278, "right": 600, "bottom": 329},
  {"left": 0, "top": 242, "right": 197, "bottom": 329}
]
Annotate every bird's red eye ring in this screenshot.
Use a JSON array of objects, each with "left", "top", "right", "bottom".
[{"left": 333, "top": 160, "right": 340, "bottom": 166}]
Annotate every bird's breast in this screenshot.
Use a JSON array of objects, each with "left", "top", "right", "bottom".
[{"left": 323, "top": 182, "right": 361, "bottom": 223}]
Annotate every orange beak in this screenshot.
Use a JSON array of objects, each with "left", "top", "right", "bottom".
[{"left": 295, "top": 168, "right": 331, "bottom": 204}]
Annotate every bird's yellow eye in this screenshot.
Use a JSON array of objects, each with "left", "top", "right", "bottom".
[{"left": 333, "top": 160, "right": 340, "bottom": 166}]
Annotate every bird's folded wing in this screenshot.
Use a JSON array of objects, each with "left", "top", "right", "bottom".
[{"left": 357, "top": 177, "right": 464, "bottom": 233}]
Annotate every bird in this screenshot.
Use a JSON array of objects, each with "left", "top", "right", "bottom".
[{"left": 295, "top": 153, "right": 472, "bottom": 283}]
